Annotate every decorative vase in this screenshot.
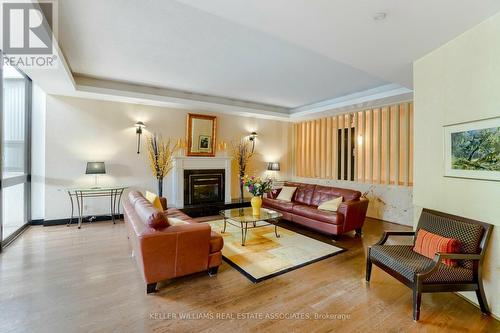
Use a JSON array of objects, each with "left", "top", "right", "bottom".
[
  {"left": 157, "top": 178, "right": 163, "bottom": 197},
  {"left": 251, "top": 196, "right": 262, "bottom": 216}
]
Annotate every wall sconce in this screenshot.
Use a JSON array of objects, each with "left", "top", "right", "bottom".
[
  {"left": 217, "top": 140, "right": 228, "bottom": 152},
  {"left": 135, "top": 121, "right": 146, "bottom": 154},
  {"left": 249, "top": 131, "right": 258, "bottom": 153}
]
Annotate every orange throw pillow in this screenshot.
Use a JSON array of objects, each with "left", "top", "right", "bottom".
[{"left": 413, "top": 229, "right": 460, "bottom": 266}]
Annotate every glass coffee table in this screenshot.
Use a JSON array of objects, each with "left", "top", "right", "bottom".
[{"left": 219, "top": 207, "right": 283, "bottom": 246}]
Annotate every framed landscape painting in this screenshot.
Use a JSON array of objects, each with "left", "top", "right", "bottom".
[{"left": 444, "top": 117, "right": 500, "bottom": 181}]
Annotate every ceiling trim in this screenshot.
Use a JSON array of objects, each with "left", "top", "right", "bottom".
[
  {"left": 290, "top": 84, "right": 412, "bottom": 118},
  {"left": 74, "top": 75, "right": 291, "bottom": 120}
]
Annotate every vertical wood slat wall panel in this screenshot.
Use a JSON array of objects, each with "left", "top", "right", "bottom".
[
  {"left": 320, "top": 118, "right": 327, "bottom": 178},
  {"left": 403, "top": 103, "right": 409, "bottom": 186},
  {"left": 347, "top": 114, "right": 352, "bottom": 182},
  {"left": 369, "top": 109, "right": 374, "bottom": 183},
  {"left": 312, "top": 119, "right": 321, "bottom": 178},
  {"left": 360, "top": 111, "right": 366, "bottom": 183},
  {"left": 385, "top": 106, "right": 391, "bottom": 185},
  {"left": 377, "top": 108, "right": 383, "bottom": 183},
  {"left": 394, "top": 104, "right": 400, "bottom": 185},
  {"left": 332, "top": 117, "right": 339, "bottom": 179},
  {"left": 326, "top": 117, "right": 332, "bottom": 178},
  {"left": 353, "top": 112, "right": 358, "bottom": 182},
  {"left": 409, "top": 103, "right": 414, "bottom": 185},
  {"left": 299, "top": 122, "right": 307, "bottom": 175},
  {"left": 339, "top": 115, "right": 345, "bottom": 180},
  {"left": 304, "top": 121, "right": 311, "bottom": 177},
  {"left": 293, "top": 102, "right": 413, "bottom": 186}
]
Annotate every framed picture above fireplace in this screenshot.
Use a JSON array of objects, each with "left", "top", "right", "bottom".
[{"left": 187, "top": 113, "right": 217, "bottom": 157}]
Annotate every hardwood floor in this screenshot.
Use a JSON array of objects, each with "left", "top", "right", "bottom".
[{"left": 0, "top": 218, "right": 498, "bottom": 333}]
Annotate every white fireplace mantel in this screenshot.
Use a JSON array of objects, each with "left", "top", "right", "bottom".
[{"left": 167, "top": 156, "right": 232, "bottom": 208}]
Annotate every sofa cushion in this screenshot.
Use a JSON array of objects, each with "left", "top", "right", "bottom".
[
  {"left": 276, "top": 186, "right": 297, "bottom": 202},
  {"left": 311, "top": 185, "right": 361, "bottom": 206},
  {"left": 291, "top": 204, "right": 343, "bottom": 225},
  {"left": 134, "top": 197, "right": 170, "bottom": 230},
  {"left": 290, "top": 183, "right": 316, "bottom": 206},
  {"left": 168, "top": 217, "right": 189, "bottom": 226},
  {"left": 318, "top": 196, "right": 343, "bottom": 212},
  {"left": 369, "top": 245, "right": 473, "bottom": 283},
  {"left": 263, "top": 197, "right": 294, "bottom": 211},
  {"left": 145, "top": 191, "right": 164, "bottom": 212},
  {"left": 210, "top": 231, "right": 224, "bottom": 253},
  {"left": 164, "top": 208, "right": 194, "bottom": 223}
]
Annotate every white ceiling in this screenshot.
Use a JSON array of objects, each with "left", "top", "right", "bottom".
[
  {"left": 58, "top": 0, "right": 390, "bottom": 109},
  {"left": 25, "top": 0, "right": 500, "bottom": 118},
  {"left": 177, "top": 0, "right": 500, "bottom": 88}
]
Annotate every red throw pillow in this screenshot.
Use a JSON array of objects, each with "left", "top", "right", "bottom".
[
  {"left": 413, "top": 229, "right": 460, "bottom": 266},
  {"left": 147, "top": 211, "right": 170, "bottom": 230}
]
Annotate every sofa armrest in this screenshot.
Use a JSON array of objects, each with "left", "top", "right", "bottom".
[
  {"left": 160, "top": 197, "right": 168, "bottom": 210},
  {"left": 337, "top": 198, "right": 369, "bottom": 232},
  {"left": 138, "top": 223, "right": 211, "bottom": 283}
]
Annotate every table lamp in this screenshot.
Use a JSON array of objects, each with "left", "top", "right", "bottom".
[{"left": 86, "top": 162, "right": 106, "bottom": 188}]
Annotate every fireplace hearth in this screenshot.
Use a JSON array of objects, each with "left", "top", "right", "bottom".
[{"left": 184, "top": 169, "right": 225, "bottom": 206}]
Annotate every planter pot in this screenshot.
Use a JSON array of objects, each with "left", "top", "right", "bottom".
[{"left": 251, "top": 196, "right": 262, "bottom": 216}]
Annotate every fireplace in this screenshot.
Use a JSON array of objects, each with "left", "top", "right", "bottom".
[{"left": 184, "top": 169, "right": 225, "bottom": 206}]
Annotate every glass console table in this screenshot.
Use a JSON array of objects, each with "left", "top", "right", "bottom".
[{"left": 65, "top": 186, "right": 128, "bottom": 229}]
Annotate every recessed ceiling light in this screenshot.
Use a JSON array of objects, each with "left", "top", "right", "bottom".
[{"left": 373, "top": 12, "right": 387, "bottom": 21}]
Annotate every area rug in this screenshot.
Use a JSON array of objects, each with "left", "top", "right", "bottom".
[{"left": 207, "top": 219, "right": 345, "bottom": 283}]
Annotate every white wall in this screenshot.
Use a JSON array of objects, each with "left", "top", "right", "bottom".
[
  {"left": 290, "top": 177, "right": 413, "bottom": 225},
  {"left": 414, "top": 12, "right": 500, "bottom": 317},
  {"left": 31, "top": 83, "right": 46, "bottom": 220},
  {"left": 44, "top": 95, "right": 289, "bottom": 220}
]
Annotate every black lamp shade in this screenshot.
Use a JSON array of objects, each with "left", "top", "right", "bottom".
[
  {"left": 86, "top": 162, "right": 106, "bottom": 174},
  {"left": 267, "top": 162, "right": 280, "bottom": 171}
]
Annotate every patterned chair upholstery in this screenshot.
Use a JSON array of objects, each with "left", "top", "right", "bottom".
[{"left": 366, "top": 209, "right": 493, "bottom": 321}]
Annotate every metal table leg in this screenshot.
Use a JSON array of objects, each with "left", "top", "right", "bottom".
[
  {"left": 110, "top": 189, "right": 116, "bottom": 224},
  {"left": 241, "top": 222, "right": 248, "bottom": 246},
  {"left": 222, "top": 217, "right": 227, "bottom": 233},
  {"left": 116, "top": 189, "right": 124, "bottom": 220},
  {"left": 67, "top": 191, "right": 74, "bottom": 226},
  {"left": 77, "top": 191, "right": 84, "bottom": 229}
]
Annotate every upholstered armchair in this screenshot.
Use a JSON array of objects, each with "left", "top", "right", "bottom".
[{"left": 366, "top": 209, "right": 493, "bottom": 321}]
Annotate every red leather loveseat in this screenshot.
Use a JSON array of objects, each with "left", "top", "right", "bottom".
[
  {"left": 123, "top": 191, "right": 223, "bottom": 293},
  {"left": 263, "top": 182, "right": 369, "bottom": 236}
]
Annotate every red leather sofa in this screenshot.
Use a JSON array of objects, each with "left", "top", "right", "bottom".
[
  {"left": 263, "top": 182, "right": 369, "bottom": 236},
  {"left": 123, "top": 191, "right": 223, "bottom": 293}
]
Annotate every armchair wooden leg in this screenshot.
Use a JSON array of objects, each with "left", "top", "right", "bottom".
[
  {"left": 413, "top": 288, "right": 422, "bottom": 321},
  {"left": 476, "top": 280, "right": 490, "bottom": 314},
  {"left": 146, "top": 282, "right": 157, "bottom": 294},
  {"left": 365, "top": 256, "right": 372, "bottom": 282},
  {"left": 208, "top": 266, "right": 219, "bottom": 277}
]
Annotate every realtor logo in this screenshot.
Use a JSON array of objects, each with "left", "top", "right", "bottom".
[{"left": 2, "top": 2, "right": 53, "bottom": 54}]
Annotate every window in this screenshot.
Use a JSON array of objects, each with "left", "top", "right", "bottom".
[{"left": 1, "top": 61, "right": 31, "bottom": 247}]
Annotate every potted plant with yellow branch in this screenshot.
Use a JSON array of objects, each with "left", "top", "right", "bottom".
[
  {"left": 146, "top": 135, "right": 178, "bottom": 197},
  {"left": 231, "top": 137, "right": 254, "bottom": 203}
]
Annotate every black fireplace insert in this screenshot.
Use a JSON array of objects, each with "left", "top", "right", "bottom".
[{"left": 184, "top": 169, "right": 225, "bottom": 206}]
